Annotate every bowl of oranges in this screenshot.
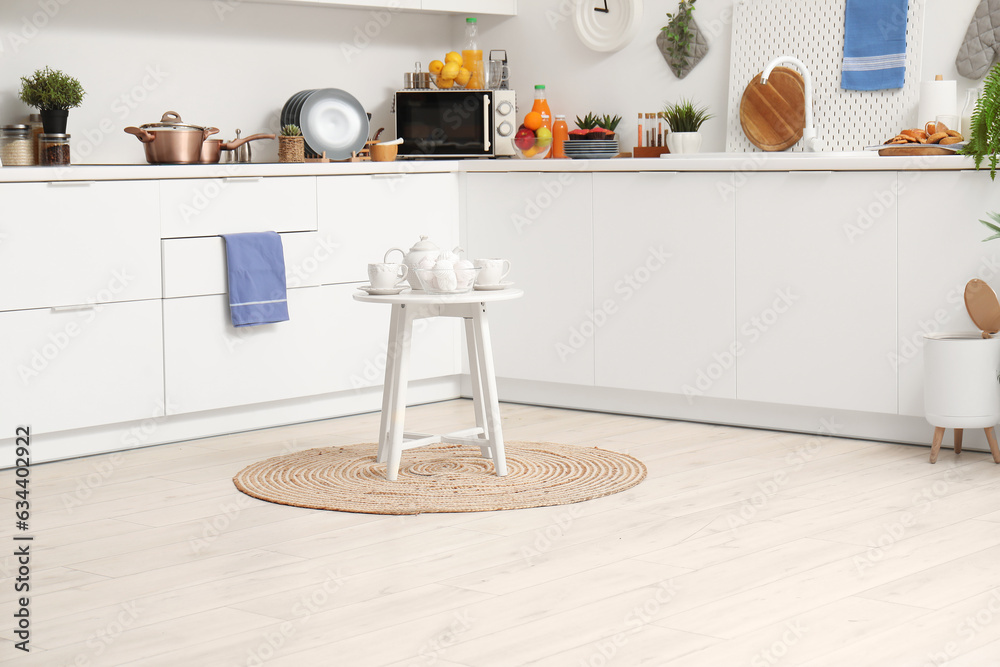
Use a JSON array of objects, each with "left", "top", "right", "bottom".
[
  {"left": 513, "top": 111, "right": 552, "bottom": 159},
  {"left": 428, "top": 52, "right": 474, "bottom": 89}
]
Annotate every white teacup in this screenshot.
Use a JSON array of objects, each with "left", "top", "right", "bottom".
[
  {"left": 368, "top": 262, "right": 408, "bottom": 289},
  {"left": 474, "top": 258, "right": 511, "bottom": 286}
]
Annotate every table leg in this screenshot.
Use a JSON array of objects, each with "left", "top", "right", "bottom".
[
  {"left": 465, "top": 317, "right": 491, "bottom": 459},
  {"left": 377, "top": 304, "right": 403, "bottom": 464},
  {"left": 472, "top": 303, "right": 507, "bottom": 477},
  {"left": 385, "top": 305, "right": 414, "bottom": 481}
]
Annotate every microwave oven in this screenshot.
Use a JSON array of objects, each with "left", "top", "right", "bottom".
[{"left": 393, "top": 89, "right": 516, "bottom": 158}]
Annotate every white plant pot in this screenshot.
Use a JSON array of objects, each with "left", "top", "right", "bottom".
[
  {"left": 923, "top": 333, "right": 1000, "bottom": 429},
  {"left": 666, "top": 131, "right": 702, "bottom": 154}
]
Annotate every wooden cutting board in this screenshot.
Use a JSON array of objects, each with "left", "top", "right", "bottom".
[
  {"left": 740, "top": 67, "right": 805, "bottom": 151},
  {"left": 876, "top": 146, "right": 957, "bottom": 156}
]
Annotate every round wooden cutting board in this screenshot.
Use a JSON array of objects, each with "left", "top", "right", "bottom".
[{"left": 740, "top": 66, "right": 806, "bottom": 151}]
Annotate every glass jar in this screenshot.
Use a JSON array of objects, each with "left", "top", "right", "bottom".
[
  {"left": 1, "top": 125, "right": 34, "bottom": 166},
  {"left": 961, "top": 87, "right": 979, "bottom": 140},
  {"left": 39, "top": 133, "right": 71, "bottom": 166},
  {"left": 28, "top": 114, "right": 43, "bottom": 165}
]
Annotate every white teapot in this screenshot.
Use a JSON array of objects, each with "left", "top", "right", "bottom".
[{"left": 385, "top": 235, "right": 464, "bottom": 290}]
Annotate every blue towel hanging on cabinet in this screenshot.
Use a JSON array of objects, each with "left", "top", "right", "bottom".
[{"left": 221, "top": 231, "right": 290, "bottom": 327}]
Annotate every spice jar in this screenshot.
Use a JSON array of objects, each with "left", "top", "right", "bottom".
[
  {"left": 39, "top": 133, "right": 71, "bottom": 166},
  {"left": 1, "top": 125, "right": 34, "bottom": 166},
  {"left": 28, "top": 114, "right": 43, "bottom": 165}
]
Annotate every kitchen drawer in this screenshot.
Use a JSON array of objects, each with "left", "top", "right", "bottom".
[
  {"left": 0, "top": 299, "right": 164, "bottom": 435},
  {"left": 317, "top": 173, "right": 459, "bottom": 283},
  {"left": 159, "top": 176, "right": 317, "bottom": 238},
  {"left": 163, "top": 287, "right": 339, "bottom": 414},
  {"left": 0, "top": 181, "right": 161, "bottom": 311},
  {"left": 161, "top": 231, "right": 342, "bottom": 298}
]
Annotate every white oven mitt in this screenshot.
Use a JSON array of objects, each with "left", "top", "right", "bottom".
[{"left": 956, "top": 0, "right": 1000, "bottom": 79}]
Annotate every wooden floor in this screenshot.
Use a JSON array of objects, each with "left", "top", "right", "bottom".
[{"left": 3, "top": 399, "right": 1000, "bottom": 666}]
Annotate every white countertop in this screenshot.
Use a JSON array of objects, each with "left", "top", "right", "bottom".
[{"left": 0, "top": 151, "right": 983, "bottom": 183}]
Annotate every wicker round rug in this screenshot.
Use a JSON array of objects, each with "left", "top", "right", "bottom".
[{"left": 233, "top": 441, "right": 646, "bottom": 515}]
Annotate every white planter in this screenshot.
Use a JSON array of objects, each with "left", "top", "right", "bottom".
[
  {"left": 666, "top": 131, "right": 702, "bottom": 154},
  {"left": 923, "top": 333, "right": 1000, "bottom": 429}
]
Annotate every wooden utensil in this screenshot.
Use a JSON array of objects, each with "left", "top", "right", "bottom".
[
  {"left": 964, "top": 279, "right": 1000, "bottom": 337},
  {"left": 740, "top": 67, "right": 805, "bottom": 151}
]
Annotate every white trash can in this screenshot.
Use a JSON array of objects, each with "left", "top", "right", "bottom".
[{"left": 923, "top": 333, "right": 1000, "bottom": 429}]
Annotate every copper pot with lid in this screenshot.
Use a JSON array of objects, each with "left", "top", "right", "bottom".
[{"left": 124, "top": 111, "right": 219, "bottom": 164}]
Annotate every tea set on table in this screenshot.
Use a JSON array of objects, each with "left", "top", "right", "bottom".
[{"left": 358, "top": 235, "right": 513, "bottom": 296}]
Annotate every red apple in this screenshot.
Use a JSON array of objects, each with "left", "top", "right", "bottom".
[{"left": 514, "top": 126, "right": 536, "bottom": 151}]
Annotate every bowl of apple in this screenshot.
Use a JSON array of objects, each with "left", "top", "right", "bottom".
[{"left": 513, "top": 112, "right": 552, "bottom": 159}]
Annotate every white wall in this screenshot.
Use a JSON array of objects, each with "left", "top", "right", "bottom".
[{"left": 0, "top": 0, "right": 985, "bottom": 162}]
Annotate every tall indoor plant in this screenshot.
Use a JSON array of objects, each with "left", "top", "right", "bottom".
[
  {"left": 18, "top": 66, "right": 85, "bottom": 134},
  {"left": 663, "top": 98, "right": 712, "bottom": 154}
]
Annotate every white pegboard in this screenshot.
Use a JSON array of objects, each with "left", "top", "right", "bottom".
[{"left": 726, "top": 0, "right": 925, "bottom": 152}]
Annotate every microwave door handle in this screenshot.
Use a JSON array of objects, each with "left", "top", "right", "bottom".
[{"left": 483, "top": 94, "right": 492, "bottom": 152}]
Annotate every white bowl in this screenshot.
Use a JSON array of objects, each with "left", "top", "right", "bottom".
[{"left": 412, "top": 266, "right": 481, "bottom": 294}]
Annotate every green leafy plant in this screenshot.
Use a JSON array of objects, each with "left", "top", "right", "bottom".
[
  {"left": 280, "top": 124, "right": 302, "bottom": 137},
  {"left": 962, "top": 64, "right": 1000, "bottom": 179},
  {"left": 598, "top": 114, "right": 622, "bottom": 132},
  {"left": 661, "top": 0, "right": 697, "bottom": 71},
  {"left": 662, "top": 98, "right": 713, "bottom": 133},
  {"left": 980, "top": 211, "right": 1000, "bottom": 242},
  {"left": 18, "top": 66, "right": 85, "bottom": 111},
  {"left": 575, "top": 113, "right": 599, "bottom": 130}
]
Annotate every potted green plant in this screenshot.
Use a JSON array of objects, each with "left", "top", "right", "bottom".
[
  {"left": 657, "top": 0, "right": 708, "bottom": 79},
  {"left": 279, "top": 124, "right": 305, "bottom": 163},
  {"left": 663, "top": 99, "right": 712, "bottom": 154},
  {"left": 18, "top": 66, "right": 85, "bottom": 134}
]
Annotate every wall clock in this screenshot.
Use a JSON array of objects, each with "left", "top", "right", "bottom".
[{"left": 573, "top": 0, "right": 643, "bottom": 52}]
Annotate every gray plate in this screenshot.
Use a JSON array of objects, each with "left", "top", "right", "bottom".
[{"left": 299, "top": 88, "right": 369, "bottom": 160}]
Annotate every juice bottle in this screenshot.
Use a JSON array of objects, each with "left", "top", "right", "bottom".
[
  {"left": 462, "top": 17, "right": 485, "bottom": 90},
  {"left": 532, "top": 85, "right": 552, "bottom": 131},
  {"left": 551, "top": 115, "right": 569, "bottom": 159}
]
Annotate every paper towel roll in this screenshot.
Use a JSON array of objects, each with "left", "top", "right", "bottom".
[{"left": 918, "top": 77, "right": 957, "bottom": 127}]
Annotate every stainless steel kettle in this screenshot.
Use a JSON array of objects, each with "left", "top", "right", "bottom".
[{"left": 232, "top": 129, "right": 252, "bottom": 163}]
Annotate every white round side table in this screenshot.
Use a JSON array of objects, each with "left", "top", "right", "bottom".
[{"left": 353, "top": 288, "right": 523, "bottom": 481}]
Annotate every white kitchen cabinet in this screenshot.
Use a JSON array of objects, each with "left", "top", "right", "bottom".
[
  {"left": 897, "top": 169, "right": 1000, "bottom": 417},
  {"left": 735, "top": 171, "right": 897, "bottom": 414},
  {"left": 240, "top": 0, "right": 515, "bottom": 14},
  {"left": 0, "top": 181, "right": 161, "bottom": 311},
  {"left": 593, "top": 172, "right": 737, "bottom": 399},
  {"left": 159, "top": 176, "right": 317, "bottom": 238},
  {"left": 0, "top": 300, "right": 164, "bottom": 435},
  {"left": 465, "top": 171, "right": 595, "bottom": 386},
  {"left": 162, "top": 287, "right": 338, "bottom": 414},
  {"left": 316, "top": 173, "right": 460, "bottom": 284}
]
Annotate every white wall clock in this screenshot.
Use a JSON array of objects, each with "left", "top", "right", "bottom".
[{"left": 573, "top": 0, "right": 643, "bottom": 52}]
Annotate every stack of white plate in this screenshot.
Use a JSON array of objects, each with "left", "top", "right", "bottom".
[
  {"left": 280, "top": 89, "right": 370, "bottom": 160},
  {"left": 563, "top": 140, "right": 619, "bottom": 160}
]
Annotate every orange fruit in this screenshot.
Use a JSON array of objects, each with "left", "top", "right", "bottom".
[
  {"left": 428, "top": 60, "right": 444, "bottom": 75},
  {"left": 435, "top": 75, "right": 455, "bottom": 89},
  {"left": 455, "top": 67, "right": 472, "bottom": 87},
  {"left": 445, "top": 51, "right": 463, "bottom": 66},
  {"left": 441, "top": 62, "right": 460, "bottom": 80},
  {"left": 523, "top": 112, "right": 543, "bottom": 131}
]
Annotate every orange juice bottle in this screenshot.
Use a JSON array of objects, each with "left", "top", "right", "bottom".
[
  {"left": 551, "top": 115, "right": 569, "bottom": 158},
  {"left": 462, "top": 18, "right": 485, "bottom": 90},
  {"left": 532, "top": 85, "right": 552, "bottom": 130}
]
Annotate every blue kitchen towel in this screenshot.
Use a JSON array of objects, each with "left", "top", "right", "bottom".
[
  {"left": 841, "top": 0, "right": 909, "bottom": 90},
  {"left": 221, "top": 232, "right": 290, "bottom": 327}
]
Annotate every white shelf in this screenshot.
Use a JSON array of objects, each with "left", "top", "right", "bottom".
[{"left": 239, "top": 0, "right": 516, "bottom": 15}]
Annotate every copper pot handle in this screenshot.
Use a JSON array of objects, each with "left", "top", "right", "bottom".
[
  {"left": 161, "top": 111, "right": 183, "bottom": 123},
  {"left": 123, "top": 126, "right": 155, "bottom": 143},
  {"left": 221, "top": 133, "right": 276, "bottom": 150},
  {"left": 202, "top": 127, "right": 221, "bottom": 140}
]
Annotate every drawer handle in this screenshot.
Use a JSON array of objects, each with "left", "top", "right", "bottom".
[
  {"left": 50, "top": 304, "right": 97, "bottom": 312},
  {"left": 371, "top": 173, "right": 405, "bottom": 179},
  {"left": 788, "top": 171, "right": 833, "bottom": 175},
  {"left": 48, "top": 181, "right": 95, "bottom": 187},
  {"left": 222, "top": 177, "right": 263, "bottom": 183}
]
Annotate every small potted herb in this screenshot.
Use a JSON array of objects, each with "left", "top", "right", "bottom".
[
  {"left": 663, "top": 99, "right": 713, "bottom": 154},
  {"left": 658, "top": 0, "right": 709, "bottom": 79},
  {"left": 18, "top": 66, "right": 85, "bottom": 134},
  {"left": 279, "top": 124, "right": 305, "bottom": 163}
]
